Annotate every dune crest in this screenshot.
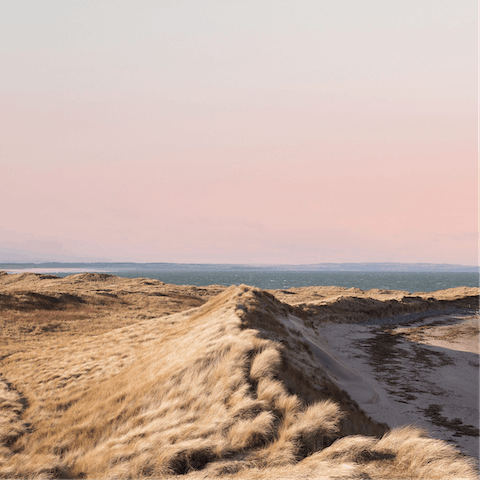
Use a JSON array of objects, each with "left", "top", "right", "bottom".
[{"left": 0, "top": 274, "right": 478, "bottom": 478}]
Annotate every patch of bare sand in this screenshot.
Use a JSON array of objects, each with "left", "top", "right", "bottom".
[{"left": 318, "top": 314, "right": 479, "bottom": 460}]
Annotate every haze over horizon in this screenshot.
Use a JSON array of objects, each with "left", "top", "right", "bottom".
[
  {"left": 1, "top": 1, "right": 477, "bottom": 265},
  {"left": 0, "top": 260, "right": 477, "bottom": 274}
]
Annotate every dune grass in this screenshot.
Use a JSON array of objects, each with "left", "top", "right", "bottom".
[{"left": 0, "top": 275, "right": 477, "bottom": 479}]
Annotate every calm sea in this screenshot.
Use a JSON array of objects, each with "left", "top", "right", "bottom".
[{"left": 1, "top": 263, "right": 478, "bottom": 293}]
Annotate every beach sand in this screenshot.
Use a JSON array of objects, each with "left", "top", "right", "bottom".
[{"left": 317, "top": 314, "right": 479, "bottom": 460}]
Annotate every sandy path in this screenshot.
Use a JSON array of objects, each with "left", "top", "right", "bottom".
[{"left": 318, "top": 314, "right": 479, "bottom": 460}]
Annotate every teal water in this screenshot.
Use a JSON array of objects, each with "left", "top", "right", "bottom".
[{"left": 1, "top": 263, "right": 478, "bottom": 293}]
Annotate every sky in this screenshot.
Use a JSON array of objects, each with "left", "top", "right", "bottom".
[{"left": 0, "top": 0, "right": 477, "bottom": 265}]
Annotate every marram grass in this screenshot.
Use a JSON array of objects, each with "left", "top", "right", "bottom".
[{"left": 0, "top": 273, "right": 477, "bottom": 479}]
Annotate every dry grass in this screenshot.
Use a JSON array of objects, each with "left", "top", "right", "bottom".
[
  {"left": 397, "top": 316, "right": 479, "bottom": 343},
  {"left": 0, "top": 273, "right": 477, "bottom": 479},
  {"left": 272, "top": 285, "right": 479, "bottom": 324}
]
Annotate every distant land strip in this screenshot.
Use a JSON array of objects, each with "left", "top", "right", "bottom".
[{"left": 0, "top": 261, "right": 477, "bottom": 272}]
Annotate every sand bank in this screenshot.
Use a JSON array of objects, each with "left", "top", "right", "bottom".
[{"left": 318, "top": 314, "right": 479, "bottom": 459}]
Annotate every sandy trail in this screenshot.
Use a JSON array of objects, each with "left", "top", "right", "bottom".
[{"left": 317, "top": 314, "right": 479, "bottom": 459}]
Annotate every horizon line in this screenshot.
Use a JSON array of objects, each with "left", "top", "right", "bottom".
[{"left": 0, "top": 261, "right": 477, "bottom": 268}]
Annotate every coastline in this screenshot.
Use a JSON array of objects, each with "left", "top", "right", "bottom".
[{"left": 1, "top": 265, "right": 478, "bottom": 293}]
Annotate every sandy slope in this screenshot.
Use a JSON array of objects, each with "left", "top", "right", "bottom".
[
  {"left": 318, "top": 314, "right": 479, "bottom": 460},
  {"left": 0, "top": 272, "right": 478, "bottom": 479}
]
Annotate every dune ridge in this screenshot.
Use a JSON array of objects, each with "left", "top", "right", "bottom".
[{"left": 0, "top": 273, "right": 478, "bottom": 479}]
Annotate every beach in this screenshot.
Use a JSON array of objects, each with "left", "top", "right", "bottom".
[{"left": 318, "top": 314, "right": 479, "bottom": 459}]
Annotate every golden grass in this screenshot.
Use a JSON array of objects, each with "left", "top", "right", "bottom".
[
  {"left": 272, "top": 285, "right": 479, "bottom": 324},
  {"left": 398, "top": 316, "right": 479, "bottom": 343},
  {"left": 0, "top": 273, "right": 477, "bottom": 479}
]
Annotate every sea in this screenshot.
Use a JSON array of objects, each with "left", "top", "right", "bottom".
[{"left": 1, "top": 263, "right": 479, "bottom": 293}]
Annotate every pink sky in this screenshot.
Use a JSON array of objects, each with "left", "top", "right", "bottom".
[{"left": 0, "top": 1, "right": 477, "bottom": 264}]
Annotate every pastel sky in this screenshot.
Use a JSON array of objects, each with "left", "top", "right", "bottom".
[{"left": 1, "top": 1, "right": 477, "bottom": 264}]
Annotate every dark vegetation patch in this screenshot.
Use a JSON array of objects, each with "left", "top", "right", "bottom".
[
  {"left": 423, "top": 404, "right": 479, "bottom": 438},
  {"left": 357, "top": 327, "right": 450, "bottom": 401},
  {"left": 408, "top": 342, "right": 453, "bottom": 368},
  {"left": 0, "top": 292, "right": 85, "bottom": 311}
]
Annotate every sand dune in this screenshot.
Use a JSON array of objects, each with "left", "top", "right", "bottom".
[{"left": 0, "top": 272, "right": 478, "bottom": 479}]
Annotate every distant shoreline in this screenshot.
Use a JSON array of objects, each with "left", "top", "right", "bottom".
[{"left": 0, "top": 261, "right": 477, "bottom": 273}]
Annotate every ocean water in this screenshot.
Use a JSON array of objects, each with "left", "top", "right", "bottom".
[{"left": 1, "top": 263, "right": 479, "bottom": 293}]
